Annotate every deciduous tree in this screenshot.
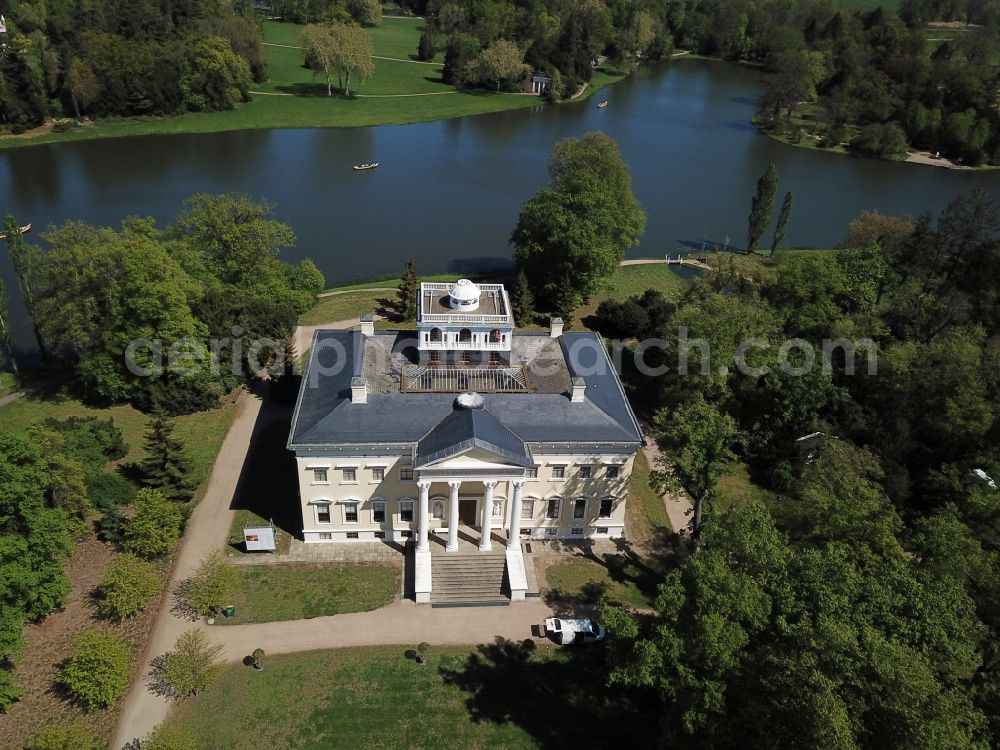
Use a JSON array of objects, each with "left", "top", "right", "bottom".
[
  {"left": 769, "top": 190, "right": 793, "bottom": 255},
  {"left": 185, "top": 551, "right": 239, "bottom": 616},
  {"left": 61, "top": 630, "right": 131, "bottom": 710},
  {"left": 163, "top": 629, "right": 225, "bottom": 697},
  {"left": 98, "top": 553, "right": 161, "bottom": 620},
  {"left": 477, "top": 39, "right": 524, "bottom": 92},
  {"left": 124, "top": 488, "right": 183, "bottom": 557}
]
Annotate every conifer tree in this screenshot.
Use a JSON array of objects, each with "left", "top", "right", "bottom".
[
  {"left": 510, "top": 269, "right": 535, "bottom": 325},
  {"left": 397, "top": 259, "right": 418, "bottom": 321},
  {"left": 139, "top": 416, "right": 196, "bottom": 501}
]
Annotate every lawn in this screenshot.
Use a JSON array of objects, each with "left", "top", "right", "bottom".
[
  {"left": 169, "top": 643, "right": 660, "bottom": 749},
  {"left": 544, "top": 556, "right": 662, "bottom": 610},
  {"left": 715, "top": 462, "right": 780, "bottom": 514},
  {"left": 0, "top": 371, "right": 16, "bottom": 399},
  {"left": 578, "top": 262, "right": 688, "bottom": 322},
  {"left": 0, "top": 394, "right": 236, "bottom": 496},
  {"left": 217, "top": 563, "right": 399, "bottom": 624},
  {"left": 624, "top": 450, "right": 672, "bottom": 543}
]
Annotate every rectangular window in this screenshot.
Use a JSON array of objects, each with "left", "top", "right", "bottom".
[
  {"left": 599, "top": 498, "right": 614, "bottom": 519},
  {"left": 579, "top": 466, "right": 592, "bottom": 479},
  {"left": 429, "top": 351, "right": 440, "bottom": 363},
  {"left": 489, "top": 352, "right": 500, "bottom": 364},
  {"left": 573, "top": 498, "right": 587, "bottom": 519},
  {"left": 520, "top": 528, "right": 531, "bottom": 536},
  {"left": 346, "top": 532, "right": 359, "bottom": 539},
  {"left": 342, "top": 467, "right": 357, "bottom": 482},
  {"left": 546, "top": 498, "right": 560, "bottom": 519},
  {"left": 546, "top": 528, "right": 557, "bottom": 536},
  {"left": 400, "top": 501, "right": 414, "bottom": 522},
  {"left": 371, "top": 467, "right": 385, "bottom": 482},
  {"left": 605, "top": 465, "right": 620, "bottom": 480},
  {"left": 372, "top": 501, "right": 386, "bottom": 523},
  {"left": 374, "top": 531, "right": 385, "bottom": 539},
  {"left": 312, "top": 468, "right": 328, "bottom": 483},
  {"left": 318, "top": 532, "right": 332, "bottom": 540},
  {"left": 596, "top": 527, "right": 608, "bottom": 534},
  {"left": 400, "top": 467, "right": 413, "bottom": 481},
  {"left": 525, "top": 467, "right": 538, "bottom": 479},
  {"left": 571, "top": 528, "right": 584, "bottom": 536},
  {"left": 399, "top": 530, "right": 413, "bottom": 539},
  {"left": 551, "top": 466, "right": 565, "bottom": 479},
  {"left": 520, "top": 501, "right": 534, "bottom": 519},
  {"left": 344, "top": 502, "right": 359, "bottom": 523},
  {"left": 315, "top": 504, "right": 331, "bottom": 524}
]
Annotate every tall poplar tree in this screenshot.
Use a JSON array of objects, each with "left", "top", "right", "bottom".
[
  {"left": 0, "top": 274, "right": 17, "bottom": 375},
  {"left": 770, "top": 190, "right": 794, "bottom": 256},
  {"left": 3, "top": 215, "right": 45, "bottom": 361},
  {"left": 746, "top": 163, "right": 779, "bottom": 254}
]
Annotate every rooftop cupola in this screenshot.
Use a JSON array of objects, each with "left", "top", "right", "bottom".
[{"left": 448, "top": 279, "right": 481, "bottom": 311}]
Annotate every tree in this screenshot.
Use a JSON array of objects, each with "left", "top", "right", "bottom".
[
  {"left": 0, "top": 272, "right": 18, "bottom": 374},
  {"left": 139, "top": 415, "right": 196, "bottom": 501},
  {"left": 142, "top": 723, "right": 199, "bottom": 750},
  {"left": 124, "top": 488, "right": 183, "bottom": 557},
  {"left": 98, "top": 553, "right": 160, "bottom": 620},
  {"left": 477, "top": 39, "right": 524, "bottom": 92},
  {"left": 851, "top": 122, "right": 909, "bottom": 159},
  {"left": 187, "top": 36, "right": 252, "bottom": 111},
  {"left": 746, "top": 163, "right": 779, "bottom": 253},
  {"left": 4, "top": 215, "right": 45, "bottom": 360},
  {"left": 652, "top": 392, "right": 739, "bottom": 538},
  {"left": 66, "top": 57, "right": 101, "bottom": 122},
  {"left": 61, "top": 630, "right": 131, "bottom": 710},
  {"left": 511, "top": 132, "right": 645, "bottom": 313},
  {"left": 163, "top": 628, "right": 225, "bottom": 697},
  {"left": 510, "top": 268, "right": 534, "bottom": 325},
  {"left": 301, "top": 23, "right": 339, "bottom": 96},
  {"left": 333, "top": 23, "right": 375, "bottom": 96},
  {"left": 28, "top": 724, "right": 102, "bottom": 750},
  {"left": 397, "top": 258, "right": 418, "bottom": 320},
  {"left": 347, "top": 0, "right": 381, "bottom": 27},
  {"left": 185, "top": 551, "right": 239, "bottom": 616},
  {"left": 417, "top": 30, "right": 435, "bottom": 61},
  {"left": 770, "top": 191, "right": 793, "bottom": 255}
]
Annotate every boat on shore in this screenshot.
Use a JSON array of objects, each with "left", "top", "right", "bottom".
[
  {"left": 0, "top": 223, "right": 31, "bottom": 239},
  {"left": 597, "top": 101, "right": 608, "bottom": 109},
  {"left": 353, "top": 162, "right": 379, "bottom": 171}
]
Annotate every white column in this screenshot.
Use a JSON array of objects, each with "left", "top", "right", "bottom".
[
  {"left": 447, "top": 480, "right": 461, "bottom": 552},
  {"left": 417, "top": 481, "right": 431, "bottom": 552},
  {"left": 507, "top": 480, "right": 525, "bottom": 551},
  {"left": 479, "top": 481, "right": 497, "bottom": 551}
]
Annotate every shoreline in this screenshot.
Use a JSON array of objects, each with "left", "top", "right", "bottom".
[{"left": 753, "top": 119, "right": 998, "bottom": 172}]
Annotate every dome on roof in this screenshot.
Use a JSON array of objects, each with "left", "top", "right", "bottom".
[
  {"left": 448, "top": 279, "right": 481, "bottom": 310},
  {"left": 455, "top": 392, "right": 485, "bottom": 410}
]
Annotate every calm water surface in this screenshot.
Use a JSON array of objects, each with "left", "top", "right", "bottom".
[{"left": 2, "top": 60, "right": 998, "bottom": 356}]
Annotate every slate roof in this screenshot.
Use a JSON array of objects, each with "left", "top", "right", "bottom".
[
  {"left": 415, "top": 406, "right": 533, "bottom": 468},
  {"left": 288, "top": 330, "right": 643, "bottom": 452}
]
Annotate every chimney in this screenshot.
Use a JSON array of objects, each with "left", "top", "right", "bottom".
[
  {"left": 351, "top": 376, "right": 367, "bottom": 404},
  {"left": 360, "top": 314, "right": 375, "bottom": 337},
  {"left": 571, "top": 377, "right": 586, "bottom": 403},
  {"left": 549, "top": 317, "right": 564, "bottom": 338}
]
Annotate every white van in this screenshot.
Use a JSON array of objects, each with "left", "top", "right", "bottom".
[{"left": 544, "top": 617, "right": 606, "bottom": 645}]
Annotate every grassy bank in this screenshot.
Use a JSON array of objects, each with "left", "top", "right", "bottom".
[
  {"left": 169, "top": 644, "right": 659, "bottom": 748},
  {"left": 0, "top": 19, "right": 625, "bottom": 150}
]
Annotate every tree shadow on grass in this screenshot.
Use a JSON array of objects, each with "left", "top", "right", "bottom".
[
  {"left": 274, "top": 83, "right": 360, "bottom": 98},
  {"left": 439, "top": 637, "right": 660, "bottom": 750}
]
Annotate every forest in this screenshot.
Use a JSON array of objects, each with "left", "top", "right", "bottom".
[{"left": 3, "top": 0, "right": 998, "bottom": 159}]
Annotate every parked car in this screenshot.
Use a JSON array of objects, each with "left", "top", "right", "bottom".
[{"left": 544, "top": 617, "right": 606, "bottom": 645}]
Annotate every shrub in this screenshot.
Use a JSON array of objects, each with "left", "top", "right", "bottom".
[
  {"left": 0, "top": 668, "right": 24, "bottom": 712},
  {"left": 61, "top": 630, "right": 131, "bottom": 710},
  {"left": 163, "top": 629, "right": 225, "bottom": 697},
  {"left": 98, "top": 553, "right": 161, "bottom": 620},
  {"left": 185, "top": 551, "right": 239, "bottom": 616},
  {"left": 29, "top": 724, "right": 102, "bottom": 750},
  {"left": 251, "top": 647, "right": 265, "bottom": 669},
  {"left": 124, "top": 488, "right": 183, "bottom": 557},
  {"left": 142, "top": 722, "right": 199, "bottom": 750}
]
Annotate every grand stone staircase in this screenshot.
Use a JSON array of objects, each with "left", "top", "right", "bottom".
[{"left": 430, "top": 551, "right": 510, "bottom": 608}]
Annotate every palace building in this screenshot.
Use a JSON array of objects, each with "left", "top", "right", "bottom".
[{"left": 288, "top": 279, "right": 643, "bottom": 603}]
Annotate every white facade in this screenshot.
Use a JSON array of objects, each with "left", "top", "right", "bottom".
[{"left": 296, "top": 450, "right": 633, "bottom": 545}]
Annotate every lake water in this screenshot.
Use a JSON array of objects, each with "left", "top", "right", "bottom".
[{"left": 2, "top": 59, "right": 998, "bottom": 357}]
